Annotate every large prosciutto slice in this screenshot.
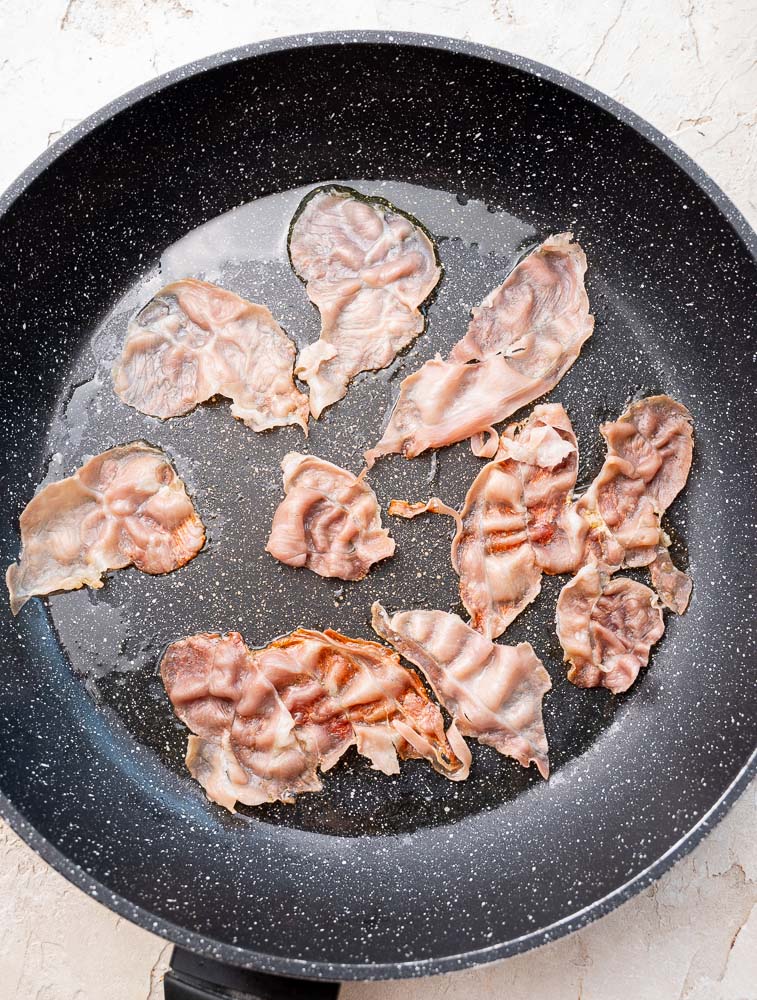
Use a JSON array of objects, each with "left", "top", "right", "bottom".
[
  {"left": 161, "top": 627, "right": 469, "bottom": 811},
  {"left": 289, "top": 186, "right": 441, "bottom": 418},
  {"left": 556, "top": 565, "right": 665, "bottom": 693},
  {"left": 569, "top": 395, "right": 693, "bottom": 612},
  {"left": 7, "top": 443, "right": 205, "bottom": 615},
  {"left": 371, "top": 604, "right": 551, "bottom": 778},
  {"left": 265, "top": 452, "right": 395, "bottom": 579},
  {"left": 113, "top": 278, "right": 309, "bottom": 433},
  {"left": 390, "top": 404, "right": 579, "bottom": 638},
  {"left": 365, "top": 233, "right": 593, "bottom": 465}
]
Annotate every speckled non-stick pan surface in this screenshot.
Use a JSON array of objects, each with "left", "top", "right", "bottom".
[{"left": 0, "top": 32, "right": 755, "bottom": 983}]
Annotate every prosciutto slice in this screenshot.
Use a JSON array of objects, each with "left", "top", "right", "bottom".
[
  {"left": 371, "top": 603, "right": 551, "bottom": 778},
  {"left": 113, "top": 278, "right": 309, "bottom": 433},
  {"left": 556, "top": 565, "right": 665, "bottom": 693},
  {"left": 289, "top": 186, "right": 441, "bottom": 418},
  {"left": 569, "top": 395, "right": 693, "bottom": 611},
  {"left": 390, "top": 404, "right": 579, "bottom": 638},
  {"left": 7, "top": 443, "right": 205, "bottom": 615},
  {"left": 162, "top": 632, "right": 322, "bottom": 811},
  {"left": 265, "top": 452, "right": 395, "bottom": 579},
  {"left": 450, "top": 233, "right": 592, "bottom": 364},
  {"left": 161, "top": 627, "right": 469, "bottom": 811},
  {"left": 261, "top": 629, "right": 469, "bottom": 779},
  {"left": 365, "top": 233, "right": 593, "bottom": 465}
]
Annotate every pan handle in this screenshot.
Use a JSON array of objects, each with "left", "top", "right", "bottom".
[{"left": 163, "top": 947, "right": 341, "bottom": 999}]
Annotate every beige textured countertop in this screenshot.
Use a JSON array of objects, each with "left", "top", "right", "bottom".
[{"left": 0, "top": 2, "right": 755, "bottom": 998}]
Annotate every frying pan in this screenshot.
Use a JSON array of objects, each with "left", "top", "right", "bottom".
[{"left": 1, "top": 31, "right": 755, "bottom": 999}]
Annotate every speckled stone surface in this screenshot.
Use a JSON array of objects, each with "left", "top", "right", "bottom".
[{"left": 0, "top": 3, "right": 755, "bottom": 999}]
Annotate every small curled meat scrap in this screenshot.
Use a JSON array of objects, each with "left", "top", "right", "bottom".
[
  {"left": 161, "top": 627, "right": 470, "bottom": 811},
  {"left": 6, "top": 443, "right": 205, "bottom": 615}
]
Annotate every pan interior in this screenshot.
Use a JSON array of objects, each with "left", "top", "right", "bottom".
[{"left": 44, "top": 177, "right": 663, "bottom": 836}]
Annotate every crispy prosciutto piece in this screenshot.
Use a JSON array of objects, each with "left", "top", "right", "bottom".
[
  {"left": 265, "top": 452, "right": 395, "bottom": 580},
  {"left": 569, "top": 395, "right": 693, "bottom": 611},
  {"left": 365, "top": 233, "right": 593, "bottom": 465},
  {"left": 556, "top": 565, "right": 665, "bottom": 693},
  {"left": 390, "top": 404, "right": 579, "bottom": 638},
  {"left": 371, "top": 603, "right": 551, "bottom": 778},
  {"left": 289, "top": 186, "right": 441, "bottom": 418},
  {"left": 113, "top": 278, "right": 309, "bottom": 434},
  {"left": 161, "top": 627, "right": 469, "bottom": 811},
  {"left": 6, "top": 443, "right": 204, "bottom": 615},
  {"left": 261, "top": 629, "right": 469, "bottom": 780}
]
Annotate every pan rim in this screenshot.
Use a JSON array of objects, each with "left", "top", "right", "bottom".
[{"left": 0, "top": 29, "right": 755, "bottom": 982}]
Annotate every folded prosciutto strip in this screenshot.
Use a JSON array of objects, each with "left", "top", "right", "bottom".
[
  {"left": 289, "top": 186, "right": 442, "bottom": 418},
  {"left": 365, "top": 233, "right": 593, "bottom": 464},
  {"left": 265, "top": 452, "right": 395, "bottom": 580},
  {"left": 161, "top": 627, "right": 470, "bottom": 811},
  {"left": 556, "top": 565, "right": 665, "bottom": 693},
  {"left": 113, "top": 278, "right": 309, "bottom": 433},
  {"left": 568, "top": 395, "right": 694, "bottom": 612},
  {"left": 371, "top": 603, "right": 551, "bottom": 778},
  {"left": 7, "top": 443, "right": 205, "bottom": 615},
  {"left": 390, "top": 404, "right": 579, "bottom": 639}
]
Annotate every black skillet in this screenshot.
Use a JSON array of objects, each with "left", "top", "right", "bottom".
[{"left": 0, "top": 31, "right": 755, "bottom": 1000}]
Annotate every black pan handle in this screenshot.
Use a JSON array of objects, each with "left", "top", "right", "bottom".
[{"left": 163, "top": 947, "right": 340, "bottom": 999}]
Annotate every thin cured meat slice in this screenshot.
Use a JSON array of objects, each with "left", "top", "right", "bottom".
[
  {"left": 365, "top": 354, "right": 540, "bottom": 465},
  {"left": 496, "top": 404, "right": 581, "bottom": 575},
  {"left": 569, "top": 395, "right": 693, "bottom": 611},
  {"left": 390, "top": 404, "right": 579, "bottom": 639},
  {"left": 161, "top": 633, "right": 321, "bottom": 811},
  {"left": 365, "top": 233, "right": 593, "bottom": 465},
  {"left": 161, "top": 627, "right": 469, "bottom": 811},
  {"left": 289, "top": 186, "right": 441, "bottom": 418},
  {"left": 265, "top": 452, "right": 395, "bottom": 580},
  {"left": 556, "top": 565, "right": 665, "bottom": 693},
  {"left": 6, "top": 443, "right": 205, "bottom": 615},
  {"left": 262, "top": 629, "right": 469, "bottom": 780},
  {"left": 371, "top": 603, "right": 551, "bottom": 778},
  {"left": 113, "top": 278, "right": 309, "bottom": 434},
  {"left": 450, "top": 233, "right": 592, "bottom": 364}
]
